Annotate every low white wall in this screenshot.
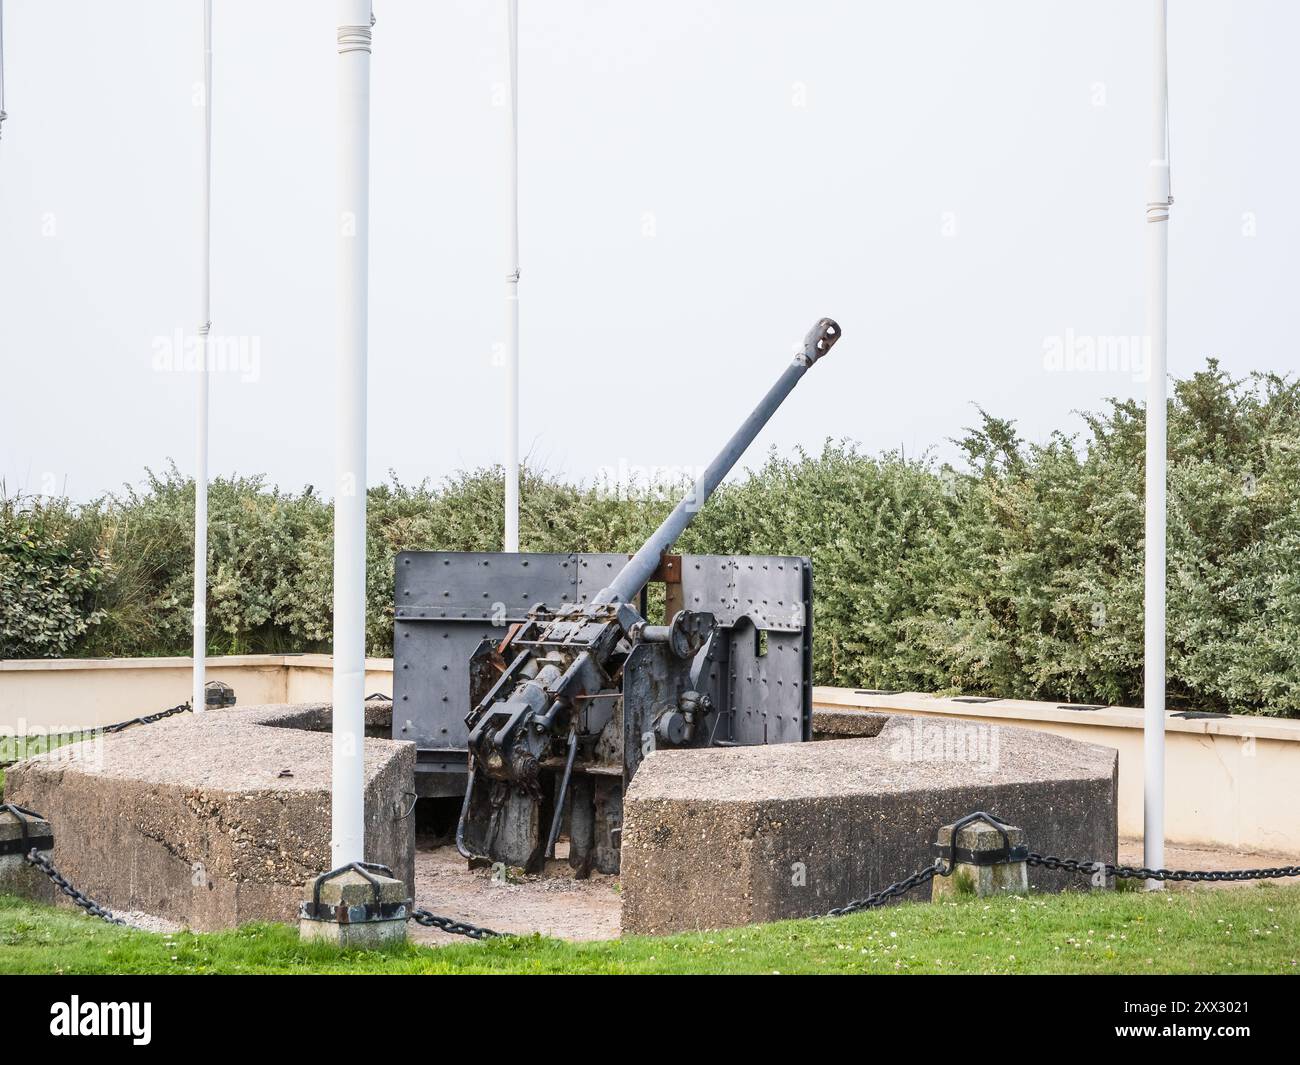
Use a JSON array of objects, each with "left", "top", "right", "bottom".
[
  {"left": 814, "top": 688, "right": 1300, "bottom": 856},
  {"left": 0, "top": 654, "right": 392, "bottom": 733},
  {"left": 3, "top": 656, "right": 1296, "bottom": 855}
]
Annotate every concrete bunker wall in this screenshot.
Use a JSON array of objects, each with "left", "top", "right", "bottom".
[
  {"left": 622, "top": 714, "right": 1118, "bottom": 934},
  {"left": 6, "top": 701, "right": 415, "bottom": 931},
  {"left": 8, "top": 700, "right": 1117, "bottom": 937}
]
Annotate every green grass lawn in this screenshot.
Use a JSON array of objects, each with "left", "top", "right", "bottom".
[{"left": 3, "top": 885, "right": 1298, "bottom": 975}]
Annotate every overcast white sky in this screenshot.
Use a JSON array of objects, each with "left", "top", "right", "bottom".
[{"left": 1, "top": 0, "right": 1296, "bottom": 501}]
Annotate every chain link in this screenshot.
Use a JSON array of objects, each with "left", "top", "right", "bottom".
[
  {"left": 825, "top": 860, "right": 946, "bottom": 917},
  {"left": 100, "top": 700, "right": 192, "bottom": 735},
  {"left": 409, "top": 907, "right": 503, "bottom": 940},
  {"left": 824, "top": 845, "right": 1300, "bottom": 923},
  {"left": 4, "top": 701, "right": 188, "bottom": 928},
  {"left": 1028, "top": 853, "right": 1300, "bottom": 883},
  {"left": 0, "top": 701, "right": 193, "bottom": 769},
  {"left": 23, "top": 850, "right": 125, "bottom": 925}
]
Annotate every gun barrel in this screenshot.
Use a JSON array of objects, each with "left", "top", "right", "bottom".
[{"left": 595, "top": 317, "right": 840, "bottom": 607}]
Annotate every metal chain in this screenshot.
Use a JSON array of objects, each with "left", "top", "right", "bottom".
[
  {"left": 409, "top": 906, "right": 503, "bottom": 940},
  {"left": 0, "top": 701, "right": 193, "bottom": 769},
  {"left": 1028, "top": 853, "right": 1300, "bottom": 883},
  {"left": 17, "top": 827, "right": 1300, "bottom": 941},
  {"left": 100, "top": 700, "right": 193, "bottom": 735},
  {"left": 825, "top": 860, "right": 946, "bottom": 917},
  {"left": 24, "top": 841, "right": 500, "bottom": 937},
  {"left": 826, "top": 845, "right": 1300, "bottom": 922},
  {"left": 23, "top": 850, "right": 125, "bottom": 925},
  {"left": 3, "top": 700, "right": 189, "bottom": 928}
]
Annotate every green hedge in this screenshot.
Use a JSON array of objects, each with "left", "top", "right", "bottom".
[{"left": 3, "top": 361, "right": 1298, "bottom": 716}]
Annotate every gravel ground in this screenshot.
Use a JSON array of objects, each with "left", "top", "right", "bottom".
[
  {"left": 112, "top": 910, "right": 184, "bottom": 934},
  {"left": 1117, "top": 837, "right": 1300, "bottom": 890},
  {"left": 409, "top": 844, "right": 622, "bottom": 944},
  {"left": 97, "top": 845, "right": 621, "bottom": 942}
]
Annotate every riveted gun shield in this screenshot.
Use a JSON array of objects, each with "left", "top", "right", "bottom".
[{"left": 392, "top": 319, "right": 841, "bottom": 874}]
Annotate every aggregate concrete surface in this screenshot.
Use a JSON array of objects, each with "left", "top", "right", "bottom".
[
  {"left": 6, "top": 702, "right": 413, "bottom": 929},
  {"left": 621, "top": 716, "right": 1120, "bottom": 933}
]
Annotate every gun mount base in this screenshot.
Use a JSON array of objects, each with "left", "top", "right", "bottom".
[{"left": 394, "top": 551, "right": 814, "bottom": 873}]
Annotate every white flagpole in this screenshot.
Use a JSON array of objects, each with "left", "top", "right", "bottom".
[
  {"left": 332, "top": 0, "right": 374, "bottom": 867},
  {"left": 193, "top": 0, "right": 212, "bottom": 713},
  {"left": 0, "top": 0, "right": 8, "bottom": 142},
  {"left": 503, "top": 0, "right": 520, "bottom": 552},
  {"left": 1143, "top": 0, "right": 1172, "bottom": 886}
]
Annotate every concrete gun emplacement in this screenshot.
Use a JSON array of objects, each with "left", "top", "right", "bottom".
[{"left": 392, "top": 318, "right": 840, "bottom": 874}]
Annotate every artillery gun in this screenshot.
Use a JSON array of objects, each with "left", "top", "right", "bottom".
[{"left": 392, "top": 318, "right": 840, "bottom": 873}]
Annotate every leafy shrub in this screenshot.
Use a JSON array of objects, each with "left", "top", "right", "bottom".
[
  {"left": 0, "top": 497, "right": 108, "bottom": 657},
  {"left": 4, "top": 361, "right": 1300, "bottom": 716}
]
